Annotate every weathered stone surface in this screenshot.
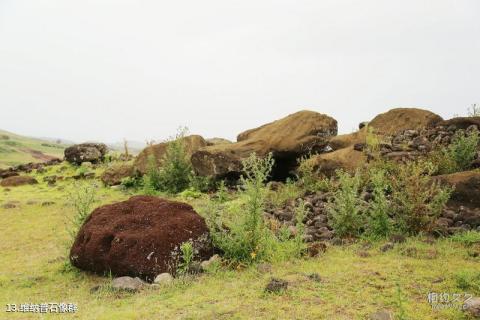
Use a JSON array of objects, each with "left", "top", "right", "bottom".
[
  {"left": 101, "top": 163, "right": 134, "bottom": 186},
  {"left": 368, "top": 107, "right": 443, "bottom": 136},
  {"left": 70, "top": 196, "right": 213, "bottom": 282},
  {"left": 134, "top": 135, "right": 207, "bottom": 175},
  {"left": 64, "top": 143, "right": 108, "bottom": 165},
  {"left": 0, "top": 175, "right": 38, "bottom": 187},
  {"left": 306, "top": 147, "right": 367, "bottom": 177},
  {"left": 192, "top": 111, "right": 338, "bottom": 180},
  {"left": 112, "top": 276, "right": 146, "bottom": 292},
  {"left": 435, "top": 171, "right": 480, "bottom": 209}
]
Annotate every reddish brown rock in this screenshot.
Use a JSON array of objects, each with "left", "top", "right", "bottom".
[
  {"left": 369, "top": 108, "right": 443, "bottom": 136},
  {"left": 70, "top": 196, "right": 213, "bottom": 281},
  {"left": 134, "top": 135, "right": 207, "bottom": 175},
  {"left": 0, "top": 175, "right": 38, "bottom": 187}
]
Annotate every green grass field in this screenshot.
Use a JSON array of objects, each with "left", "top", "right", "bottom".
[
  {"left": 0, "top": 164, "right": 479, "bottom": 319},
  {"left": 0, "top": 129, "right": 67, "bottom": 169}
]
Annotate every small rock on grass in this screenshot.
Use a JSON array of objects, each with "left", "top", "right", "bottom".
[
  {"left": 464, "top": 297, "right": 480, "bottom": 318},
  {"left": 358, "top": 250, "right": 371, "bottom": 258},
  {"left": 112, "top": 276, "right": 146, "bottom": 292},
  {"left": 380, "top": 242, "right": 394, "bottom": 252},
  {"left": 307, "top": 273, "right": 321, "bottom": 282},
  {"left": 153, "top": 273, "right": 173, "bottom": 285},
  {"left": 369, "top": 309, "right": 393, "bottom": 320},
  {"left": 257, "top": 263, "right": 272, "bottom": 274},
  {"left": 200, "top": 254, "right": 220, "bottom": 271},
  {"left": 265, "top": 278, "right": 288, "bottom": 293}
]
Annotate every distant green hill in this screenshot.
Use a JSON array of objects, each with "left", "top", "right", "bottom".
[{"left": 0, "top": 129, "right": 68, "bottom": 169}]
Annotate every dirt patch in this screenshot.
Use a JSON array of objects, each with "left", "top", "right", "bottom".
[
  {"left": 70, "top": 196, "right": 213, "bottom": 281},
  {"left": 20, "top": 148, "right": 58, "bottom": 162}
]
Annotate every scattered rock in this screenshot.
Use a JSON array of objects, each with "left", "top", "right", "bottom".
[
  {"left": 265, "top": 278, "right": 288, "bottom": 293},
  {"left": 256, "top": 263, "right": 272, "bottom": 274},
  {"left": 41, "top": 201, "right": 55, "bottom": 207},
  {"left": 101, "top": 163, "right": 134, "bottom": 186},
  {"left": 358, "top": 250, "right": 371, "bottom": 258},
  {"left": 153, "top": 273, "right": 173, "bottom": 285},
  {"left": 307, "top": 273, "right": 321, "bottom": 282},
  {"left": 0, "top": 176, "right": 38, "bottom": 187},
  {"left": 112, "top": 276, "right": 146, "bottom": 292},
  {"left": 2, "top": 202, "right": 17, "bottom": 209},
  {"left": 64, "top": 143, "right": 108, "bottom": 165},
  {"left": 380, "top": 243, "right": 394, "bottom": 252},
  {"left": 390, "top": 234, "right": 406, "bottom": 244},
  {"left": 70, "top": 196, "right": 213, "bottom": 282},
  {"left": 464, "top": 297, "right": 480, "bottom": 318},
  {"left": 369, "top": 309, "right": 393, "bottom": 320},
  {"left": 200, "top": 254, "right": 220, "bottom": 271},
  {"left": 307, "top": 242, "right": 327, "bottom": 257}
]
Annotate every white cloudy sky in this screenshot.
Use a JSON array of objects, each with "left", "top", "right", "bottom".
[{"left": 0, "top": 0, "right": 479, "bottom": 143}]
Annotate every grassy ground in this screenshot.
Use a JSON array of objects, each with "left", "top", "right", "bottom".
[
  {"left": 0, "top": 164, "right": 478, "bottom": 319},
  {"left": 0, "top": 130, "right": 67, "bottom": 169}
]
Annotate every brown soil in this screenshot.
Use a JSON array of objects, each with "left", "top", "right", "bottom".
[{"left": 70, "top": 196, "right": 213, "bottom": 281}]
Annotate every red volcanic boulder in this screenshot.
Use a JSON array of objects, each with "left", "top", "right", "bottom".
[
  {"left": 0, "top": 175, "right": 38, "bottom": 187},
  {"left": 70, "top": 196, "right": 213, "bottom": 281}
]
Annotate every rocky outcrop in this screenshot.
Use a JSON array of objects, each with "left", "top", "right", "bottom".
[
  {"left": 368, "top": 107, "right": 443, "bottom": 136},
  {"left": 435, "top": 171, "right": 480, "bottom": 209},
  {"left": 0, "top": 175, "right": 38, "bottom": 187},
  {"left": 134, "top": 135, "right": 207, "bottom": 175},
  {"left": 101, "top": 163, "right": 135, "bottom": 186},
  {"left": 306, "top": 147, "right": 367, "bottom": 177},
  {"left": 70, "top": 196, "right": 213, "bottom": 281},
  {"left": 206, "top": 138, "right": 232, "bottom": 146},
  {"left": 64, "top": 143, "right": 108, "bottom": 165},
  {"left": 0, "top": 158, "right": 61, "bottom": 177},
  {"left": 191, "top": 111, "right": 338, "bottom": 180}
]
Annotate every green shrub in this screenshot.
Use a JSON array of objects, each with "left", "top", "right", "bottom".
[
  {"left": 390, "top": 160, "right": 451, "bottom": 234},
  {"left": 190, "top": 174, "right": 216, "bottom": 193},
  {"left": 432, "top": 128, "right": 479, "bottom": 174},
  {"left": 215, "top": 180, "right": 230, "bottom": 203},
  {"left": 157, "top": 129, "right": 193, "bottom": 194},
  {"left": 327, "top": 170, "right": 365, "bottom": 238},
  {"left": 177, "top": 241, "right": 194, "bottom": 275},
  {"left": 66, "top": 183, "right": 97, "bottom": 245},
  {"left": 143, "top": 154, "right": 161, "bottom": 195},
  {"left": 266, "top": 178, "right": 302, "bottom": 208},
  {"left": 296, "top": 154, "right": 332, "bottom": 192},
  {"left": 365, "top": 169, "right": 393, "bottom": 239},
  {"left": 120, "top": 176, "right": 142, "bottom": 189}
]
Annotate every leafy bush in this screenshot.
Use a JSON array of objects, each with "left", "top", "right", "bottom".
[
  {"left": 296, "top": 154, "right": 332, "bottom": 192},
  {"left": 206, "top": 153, "right": 307, "bottom": 264},
  {"left": 365, "top": 169, "right": 393, "bottom": 239},
  {"left": 389, "top": 160, "right": 451, "bottom": 234},
  {"left": 143, "top": 154, "right": 161, "bottom": 195},
  {"left": 432, "top": 128, "right": 479, "bottom": 174},
  {"left": 327, "top": 159, "right": 451, "bottom": 238},
  {"left": 157, "top": 128, "right": 193, "bottom": 194},
  {"left": 120, "top": 176, "right": 142, "bottom": 189},
  {"left": 177, "top": 241, "right": 194, "bottom": 275},
  {"left": 266, "top": 178, "right": 302, "bottom": 208},
  {"left": 327, "top": 170, "right": 365, "bottom": 238},
  {"left": 190, "top": 174, "right": 216, "bottom": 193},
  {"left": 66, "top": 183, "right": 97, "bottom": 245}
]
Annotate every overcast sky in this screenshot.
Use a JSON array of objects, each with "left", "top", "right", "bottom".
[{"left": 0, "top": 1, "right": 479, "bottom": 143}]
